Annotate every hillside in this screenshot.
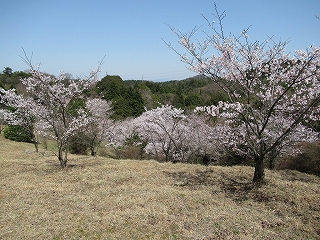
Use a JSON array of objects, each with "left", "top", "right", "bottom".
[
  {"left": 124, "top": 75, "right": 226, "bottom": 110},
  {"left": 0, "top": 135, "right": 319, "bottom": 239}
]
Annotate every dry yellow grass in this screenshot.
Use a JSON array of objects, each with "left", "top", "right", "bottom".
[{"left": 0, "top": 135, "right": 320, "bottom": 240}]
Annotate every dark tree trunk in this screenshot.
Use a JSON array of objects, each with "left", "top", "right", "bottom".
[
  {"left": 59, "top": 157, "right": 67, "bottom": 168},
  {"left": 58, "top": 143, "right": 67, "bottom": 168},
  {"left": 33, "top": 141, "right": 39, "bottom": 153},
  {"left": 253, "top": 155, "right": 265, "bottom": 184},
  {"left": 32, "top": 134, "right": 38, "bottom": 153},
  {"left": 268, "top": 147, "right": 279, "bottom": 170},
  {"left": 269, "top": 158, "right": 276, "bottom": 170},
  {"left": 90, "top": 137, "right": 96, "bottom": 156},
  {"left": 90, "top": 144, "right": 96, "bottom": 156}
]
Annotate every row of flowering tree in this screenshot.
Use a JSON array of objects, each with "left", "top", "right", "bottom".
[
  {"left": 1, "top": 74, "right": 318, "bottom": 184},
  {"left": 104, "top": 104, "right": 317, "bottom": 180}
]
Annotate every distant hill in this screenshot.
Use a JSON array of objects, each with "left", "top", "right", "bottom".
[{"left": 124, "top": 75, "right": 227, "bottom": 110}]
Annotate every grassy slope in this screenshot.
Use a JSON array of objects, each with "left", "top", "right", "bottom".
[{"left": 0, "top": 135, "right": 319, "bottom": 240}]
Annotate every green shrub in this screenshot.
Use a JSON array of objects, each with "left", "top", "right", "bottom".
[
  {"left": 218, "top": 147, "right": 253, "bottom": 166},
  {"left": 3, "top": 125, "right": 33, "bottom": 143},
  {"left": 69, "top": 133, "right": 90, "bottom": 155}
]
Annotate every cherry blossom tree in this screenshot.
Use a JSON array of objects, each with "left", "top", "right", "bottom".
[
  {"left": 84, "top": 98, "right": 113, "bottom": 156},
  {"left": 0, "top": 76, "right": 92, "bottom": 167},
  {"left": 105, "top": 118, "right": 138, "bottom": 159},
  {"left": 0, "top": 52, "right": 102, "bottom": 167},
  {"left": 132, "top": 105, "right": 217, "bottom": 163},
  {"left": 133, "top": 105, "right": 187, "bottom": 162},
  {"left": 0, "top": 108, "right": 9, "bottom": 134},
  {"left": 167, "top": 5, "right": 320, "bottom": 183},
  {"left": 0, "top": 88, "right": 40, "bottom": 150}
]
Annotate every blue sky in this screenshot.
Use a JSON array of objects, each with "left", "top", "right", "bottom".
[{"left": 1, "top": 0, "right": 319, "bottom": 81}]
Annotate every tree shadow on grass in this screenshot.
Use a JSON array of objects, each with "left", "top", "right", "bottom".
[
  {"left": 164, "top": 169, "right": 274, "bottom": 203},
  {"left": 163, "top": 169, "right": 216, "bottom": 187}
]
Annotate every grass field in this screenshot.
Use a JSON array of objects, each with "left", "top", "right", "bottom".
[{"left": 0, "top": 135, "right": 319, "bottom": 240}]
